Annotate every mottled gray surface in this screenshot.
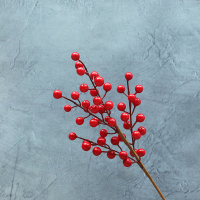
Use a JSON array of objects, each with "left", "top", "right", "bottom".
[{"left": 0, "top": 0, "right": 200, "bottom": 199}]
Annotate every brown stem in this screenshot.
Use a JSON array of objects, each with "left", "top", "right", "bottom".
[
  {"left": 115, "top": 124, "right": 166, "bottom": 200},
  {"left": 127, "top": 80, "right": 134, "bottom": 148}
]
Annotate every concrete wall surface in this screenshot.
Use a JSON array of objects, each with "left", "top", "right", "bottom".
[{"left": 1, "top": 0, "right": 200, "bottom": 199}]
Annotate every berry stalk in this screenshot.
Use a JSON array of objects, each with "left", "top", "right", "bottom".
[{"left": 54, "top": 52, "right": 166, "bottom": 199}]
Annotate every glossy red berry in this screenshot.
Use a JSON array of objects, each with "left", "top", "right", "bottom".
[
  {"left": 137, "top": 148, "right": 145, "bottom": 157},
  {"left": 94, "top": 76, "right": 104, "bottom": 87},
  {"left": 117, "top": 85, "right": 125, "bottom": 93},
  {"left": 89, "top": 119, "right": 98, "bottom": 127},
  {"left": 130, "top": 149, "right": 138, "bottom": 157},
  {"left": 93, "top": 97, "right": 102, "bottom": 105},
  {"left": 103, "top": 82, "right": 112, "bottom": 91},
  {"left": 91, "top": 105, "right": 99, "bottom": 113},
  {"left": 82, "top": 141, "right": 91, "bottom": 151},
  {"left": 117, "top": 102, "right": 126, "bottom": 111},
  {"left": 121, "top": 112, "right": 129, "bottom": 122},
  {"left": 123, "top": 158, "right": 132, "bottom": 167},
  {"left": 132, "top": 131, "right": 141, "bottom": 140},
  {"left": 118, "top": 133, "right": 126, "bottom": 142},
  {"left": 135, "top": 85, "right": 143, "bottom": 93},
  {"left": 104, "top": 116, "right": 110, "bottom": 122},
  {"left": 93, "top": 117, "right": 101, "bottom": 124},
  {"left": 133, "top": 98, "right": 141, "bottom": 106},
  {"left": 125, "top": 72, "right": 133, "bottom": 81},
  {"left": 93, "top": 147, "right": 102, "bottom": 156},
  {"left": 111, "top": 136, "right": 119, "bottom": 145},
  {"left": 64, "top": 105, "right": 71, "bottom": 112},
  {"left": 80, "top": 83, "right": 89, "bottom": 93},
  {"left": 71, "top": 52, "right": 80, "bottom": 61},
  {"left": 82, "top": 100, "right": 90, "bottom": 109},
  {"left": 71, "top": 91, "right": 79, "bottom": 100},
  {"left": 75, "top": 61, "right": 83, "bottom": 69},
  {"left": 76, "top": 117, "right": 84, "bottom": 125},
  {"left": 68, "top": 132, "right": 77, "bottom": 140},
  {"left": 119, "top": 151, "right": 128, "bottom": 160},
  {"left": 77, "top": 67, "right": 85, "bottom": 76},
  {"left": 123, "top": 121, "right": 131, "bottom": 129},
  {"left": 107, "top": 150, "right": 115, "bottom": 159},
  {"left": 98, "top": 105, "right": 105, "bottom": 114},
  {"left": 90, "top": 71, "right": 99, "bottom": 80},
  {"left": 128, "top": 94, "right": 136, "bottom": 102},
  {"left": 100, "top": 129, "right": 108, "bottom": 137},
  {"left": 108, "top": 118, "right": 116, "bottom": 127},
  {"left": 138, "top": 126, "right": 146, "bottom": 135},
  {"left": 104, "top": 101, "right": 113, "bottom": 110},
  {"left": 53, "top": 90, "right": 62, "bottom": 99},
  {"left": 90, "top": 88, "right": 99, "bottom": 96},
  {"left": 136, "top": 113, "right": 145, "bottom": 122},
  {"left": 97, "top": 137, "right": 106, "bottom": 146}
]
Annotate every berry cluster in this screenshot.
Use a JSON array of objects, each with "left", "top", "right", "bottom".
[{"left": 53, "top": 52, "right": 146, "bottom": 168}]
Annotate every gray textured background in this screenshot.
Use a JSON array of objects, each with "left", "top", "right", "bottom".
[{"left": 1, "top": 0, "right": 200, "bottom": 199}]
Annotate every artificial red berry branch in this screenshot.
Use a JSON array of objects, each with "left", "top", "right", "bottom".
[{"left": 53, "top": 52, "right": 166, "bottom": 200}]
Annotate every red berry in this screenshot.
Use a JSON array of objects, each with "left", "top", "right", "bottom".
[
  {"left": 64, "top": 105, "right": 71, "bottom": 112},
  {"left": 128, "top": 94, "right": 136, "bottom": 102},
  {"left": 71, "top": 91, "right": 79, "bottom": 100},
  {"left": 98, "top": 105, "right": 105, "bottom": 114},
  {"left": 91, "top": 105, "right": 99, "bottom": 113},
  {"left": 94, "top": 76, "right": 104, "bottom": 87},
  {"left": 119, "top": 151, "right": 128, "bottom": 160},
  {"left": 120, "top": 112, "right": 129, "bottom": 122},
  {"left": 117, "top": 102, "right": 126, "bottom": 111},
  {"left": 82, "top": 100, "right": 90, "bottom": 109},
  {"left": 108, "top": 118, "right": 116, "bottom": 127},
  {"left": 133, "top": 98, "right": 141, "bottom": 106},
  {"left": 137, "top": 148, "right": 145, "bottom": 157},
  {"left": 97, "top": 137, "right": 106, "bottom": 146},
  {"left": 76, "top": 117, "right": 84, "bottom": 125},
  {"left": 71, "top": 52, "right": 80, "bottom": 61},
  {"left": 111, "top": 136, "right": 119, "bottom": 145},
  {"left": 53, "top": 90, "right": 62, "bottom": 99},
  {"left": 75, "top": 61, "right": 84, "bottom": 69},
  {"left": 89, "top": 119, "right": 98, "bottom": 127},
  {"left": 107, "top": 150, "right": 115, "bottom": 159},
  {"left": 130, "top": 149, "right": 138, "bottom": 157},
  {"left": 93, "top": 97, "right": 102, "bottom": 105},
  {"left": 93, "top": 117, "right": 101, "bottom": 124},
  {"left": 104, "top": 101, "right": 113, "bottom": 110},
  {"left": 77, "top": 67, "right": 85, "bottom": 76},
  {"left": 90, "top": 71, "right": 99, "bottom": 80},
  {"left": 104, "top": 116, "right": 110, "bottom": 122},
  {"left": 123, "top": 158, "right": 132, "bottom": 167},
  {"left": 135, "top": 85, "right": 143, "bottom": 93},
  {"left": 138, "top": 126, "right": 146, "bottom": 135},
  {"left": 93, "top": 147, "right": 102, "bottom": 156},
  {"left": 103, "top": 82, "right": 112, "bottom": 91},
  {"left": 80, "top": 83, "right": 89, "bottom": 93},
  {"left": 125, "top": 72, "right": 133, "bottom": 81},
  {"left": 123, "top": 121, "right": 131, "bottom": 129},
  {"left": 117, "top": 85, "right": 125, "bottom": 93},
  {"left": 118, "top": 133, "right": 126, "bottom": 142},
  {"left": 100, "top": 129, "right": 108, "bottom": 137},
  {"left": 82, "top": 141, "right": 91, "bottom": 151},
  {"left": 90, "top": 88, "right": 99, "bottom": 96},
  {"left": 136, "top": 113, "right": 145, "bottom": 122},
  {"left": 132, "top": 131, "right": 141, "bottom": 140},
  {"left": 68, "top": 132, "right": 77, "bottom": 140}
]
